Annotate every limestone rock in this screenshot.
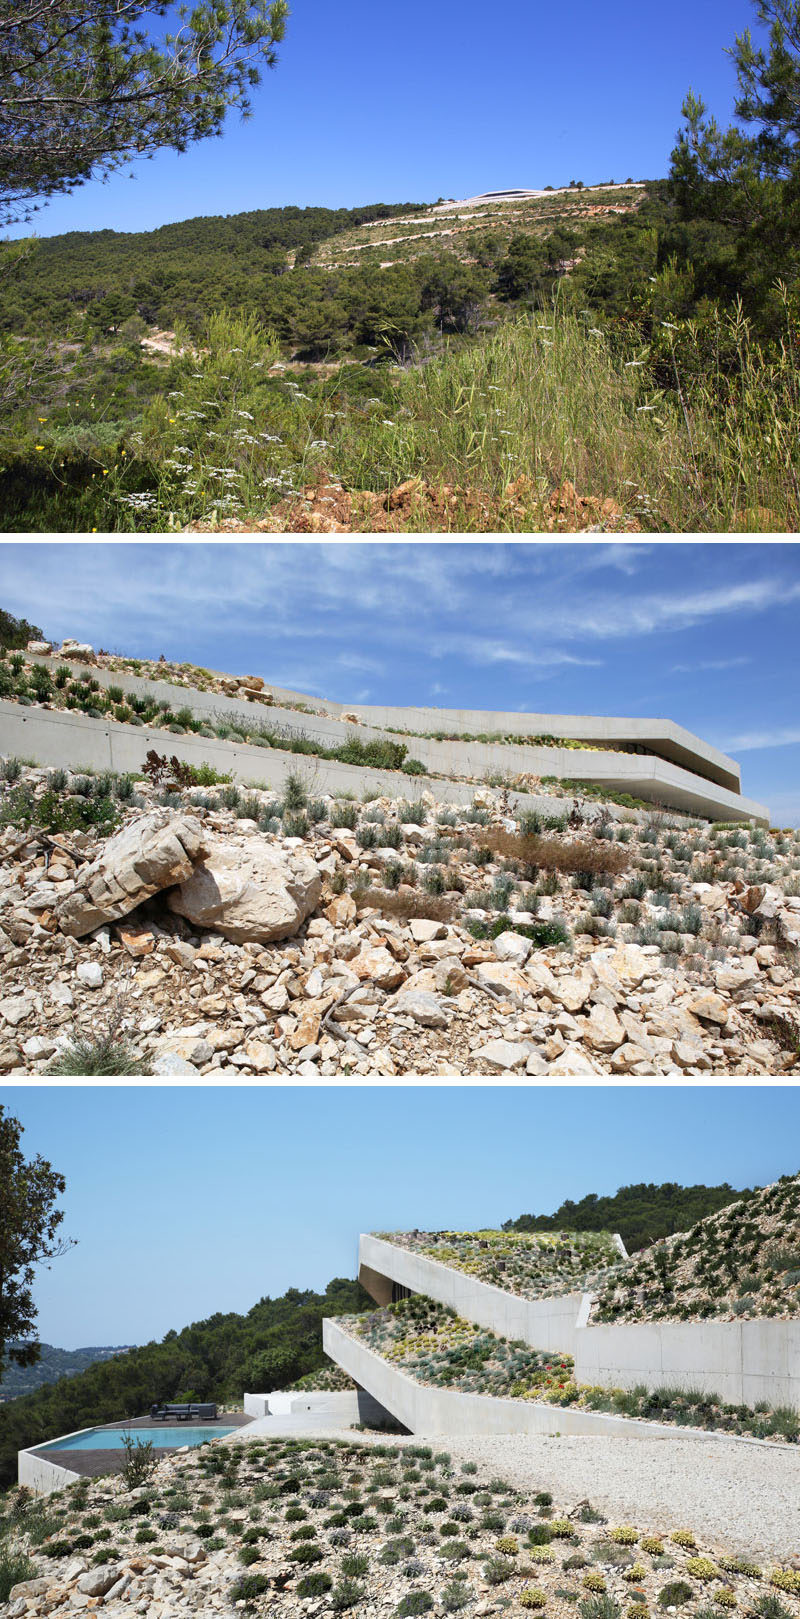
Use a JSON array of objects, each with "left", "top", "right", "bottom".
[
  {"left": 409, "top": 918, "right": 447, "bottom": 943},
  {"left": 493, "top": 930, "right": 532, "bottom": 965},
  {"left": 58, "top": 811, "right": 206, "bottom": 937},
  {"left": 59, "top": 639, "right": 95, "bottom": 661},
  {"left": 76, "top": 960, "right": 103, "bottom": 988},
  {"left": 350, "top": 945, "right": 406, "bottom": 990},
  {"left": 547, "top": 1045, "right": 602, "bottom": 1075},
  {"left": 77, "top": 1567, "right": 121, "bottom": 1597},
  {"left": 168, "top": 838, "right": 321, "bottom": 943},
  {"left": 583, "top": 1002, "right": 626, "bottom": 1052},
  {"left": 325, "top": 894, "right": 356, "bottom": 926},
  {"left": 686, "top": 991, "right": 730, "bottom": 1025},
  {"left": 477, "top": 1037, "right": 534, "bottom": 1070},
  {"left": 0, "top": 993, "right": 34, "bottom": 1026},
  {"left": 389, "top": 988, "right": 450, "bottom": 1027},
  {"left": 474, "top": 960, "right": 529, "bottom": 999},
  {"left": 547, "top": 970, "right": 593, "bottom": 1013}
]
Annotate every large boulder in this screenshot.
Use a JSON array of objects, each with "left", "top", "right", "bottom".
[
  {"left": 168, "top": 837, "right": 321, "bottom": 943},
  {"left": 57, "top": 811, "right": 206, "bottom": 938},
  {"left": 58, "top": 638, "right": 95, "bottom": 662}
]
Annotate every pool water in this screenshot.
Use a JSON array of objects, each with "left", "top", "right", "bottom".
[{"left": 43, "top": 1424, "right": 237, "bottom": 1451}]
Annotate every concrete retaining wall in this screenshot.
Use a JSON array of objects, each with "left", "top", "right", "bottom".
[
  {"left": 575, "top": 1317, "right": 800, "bottom": 1407},
  {"left": 365, "top": 1236, "right": 800, "bottom": 1408},
  {"left": 360, "top": 1236, "right": 585, "bottom": 1356},
  {"left": 322, "top": 1321, "right": 747, "bottom": 1444},
  {"left": 18, "top": 1427, "right": 91, "bottom": 1494},
  {"left": 0, "top": 701, "right": 640, "bottom": 821},
  {"left": 0, "top": 695, "right": 767, "bottom": 823}
]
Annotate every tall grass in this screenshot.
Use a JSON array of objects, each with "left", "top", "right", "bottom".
[
  {"left": 5, "top": 297, "right": 799, "bottom": 531},
  {"left": 328, "top": 299, "right": 800, "bottom": 530}
]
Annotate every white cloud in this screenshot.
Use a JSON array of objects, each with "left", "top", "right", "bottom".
[
  {"left": 670, "top": 657, "right": 751, "bottom": 674},
  {"left": 723, "top": 728, "right": 800, "bottom": 752}
]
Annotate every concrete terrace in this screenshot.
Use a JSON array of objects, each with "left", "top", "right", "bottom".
[{"left": 7, "top": 654, "right": 770, "bottom": 823}]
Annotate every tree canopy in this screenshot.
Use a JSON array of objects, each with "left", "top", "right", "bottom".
[
  {"left": 503, "top": 1181, "right": 755, "bottom": 1252},
  {"left": 0, "top": 0, "right": 288, "bottom": 223},
  {"left": 0, "top": 1104, "right": 75, "bottom": 1382}
]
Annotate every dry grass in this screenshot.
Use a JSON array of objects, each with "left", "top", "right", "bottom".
[
  {"left": 356, "top": 887, "right": 458, "bottom": 922},
  {"left": 476, "top": 830, "right": 629, "bottom": 875}
]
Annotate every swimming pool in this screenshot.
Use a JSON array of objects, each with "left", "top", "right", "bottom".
[{"left": 41, "top": 1424, "right": 237, "bottom": 1452}]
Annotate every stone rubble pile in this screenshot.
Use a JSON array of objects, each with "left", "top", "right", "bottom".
[{"left": 1, "top": 766, "right": 798, "bottom": 1077}]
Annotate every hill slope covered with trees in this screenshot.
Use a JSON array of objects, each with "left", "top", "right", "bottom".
[
  {"left": 504, "top": 1181, "right": 756, "bottom": 1252},
  {"left": 0, "top": 1278, "right": 370, "bottom": 1488}
]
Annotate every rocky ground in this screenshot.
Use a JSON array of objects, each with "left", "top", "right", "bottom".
[
  {"left": 3, "top": 1430, "right": 799, "bottom": 1618},
  {"left": 1, "top": 764, "right": 799, "bottom": 1077},
  {"left": 182, "top": 478, "right": 641, "bottom": 535},
  {"left": 592, "top": 1174, "right": 800, "bottom": 1324}
]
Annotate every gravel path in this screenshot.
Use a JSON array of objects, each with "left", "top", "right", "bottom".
[{"left": 437, "top": 1432, "right": 800, "bottom": 1564}]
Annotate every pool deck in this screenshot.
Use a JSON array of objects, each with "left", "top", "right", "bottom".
[{"left": 29, "top": 1413, "right": 253, "bottom": 1478}]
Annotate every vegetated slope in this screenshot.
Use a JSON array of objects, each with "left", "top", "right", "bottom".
[
  {"left": 0, "top": 1279, "right": 370, "bottom": 1489},
  {"left": 338, "top": 1295, "right": 799, "bottom": 1443},
  {"left": 377, "top": 1229, "right": 622, "bottom": 1299},
  {"left": 4, "top": 1436, "right": 799, "bottom": 1617},
  {"left": 592, "top": 1173, "right": 800, "bottom": 1323},
  {"left": 504, "top": 1182, "right": 755, "bottom": 1253},
  {"left": 1, "top": 203, "right": 427, "bottom": 339},
  {"left": 0, "top": 1345, "right": 134, "bottom": 1402}
]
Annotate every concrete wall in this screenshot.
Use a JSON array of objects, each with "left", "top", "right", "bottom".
[
  {"left": 243, "top": 1389, "right": 395, "bottom": 1423},
  {"left": 363, "top": 1236, "right": 800, "bottom": 1409},
  {"left": 359, "top": 1236, "right": 584, "bottom": 1356},
  {"left": 0, "top": 700, "right": 650, "bottom": 822},
  {"left": 27, "top": 654, "right": 748, "bottom": 799},
  {"left": 575, "top": 1317, "right": 800, "bottom": 1408},
  {"left": 18, "top": 1427, "right": 91, "bottom": 1494},
  {"left": 322, "top": 1321, "right": 748, "bottom": 1444},
  {"left": 1, "top": 696, "right": 767, "bottom": 823}
]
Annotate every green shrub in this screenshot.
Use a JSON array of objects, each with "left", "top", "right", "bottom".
[{"left": 0, "top": 1548, "right": 38, "bottom": 1601}]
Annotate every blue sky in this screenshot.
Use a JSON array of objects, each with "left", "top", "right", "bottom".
[
  {"left": 2, "top": 1087, "right": 798, "bottom": 1347},
  {"left": 7, "top": 0, "right": 759, "bottom": 239},
  {"left": 2, "top": 539, "right": 799, "bottom": 823}
]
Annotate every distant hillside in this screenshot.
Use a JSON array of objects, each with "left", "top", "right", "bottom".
[
  {"left": 0, "top": 1344, "right": 134, "bottom": 1401},
  {"left": 503, "top": 1181, "right": 755, "bottom": 1252},
  {"left": 0, "top": 1278, "right": 371, "bottom": 1489}
]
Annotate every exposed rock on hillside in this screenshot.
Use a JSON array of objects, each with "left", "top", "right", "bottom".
[
  {"left": 167, "top": 837, "right": 322, "bottom": 943},
  {"left": 1, "top": 763, "right": 798, "bottom": 1077},
  {"left": 56, "top": 811, "right": 206, "bottom": 938}
]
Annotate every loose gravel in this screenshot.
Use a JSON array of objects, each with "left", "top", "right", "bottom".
[{"left": 439, "top": 1431, "right": 800, "bottom": 1562}]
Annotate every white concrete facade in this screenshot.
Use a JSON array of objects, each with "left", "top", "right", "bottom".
[
  {"left": 358, "top": 1235, "right": 800, "bottom": 1410},
  {"left": 322, "top": 1320, "right": 763, "bottom": 1446},
  {"left": 0, "top": 695, "right": 769, "bottom": 824}
]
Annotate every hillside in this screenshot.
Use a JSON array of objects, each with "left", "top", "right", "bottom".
[
  {"left": 503, "top": 1182, "right": 755, "bottom": 1252},
  {"left": 0, "top": 1280, "right": 371, "bottom": 1490},
  {"left": 592, "top": 1173, "right": 800, "bottom": 1325},
  {"left": 1, "top": 750, "right": 799, "bottom": 1078},
  {"left": 4, "top": 158, "right": 799, "bottom": 533},
  {"left": 0, "top": 1346, "right": 134, "bottom": 1403},
  {"left": 3, "top": 1432, "right": 799, "bottom": 1616}
]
